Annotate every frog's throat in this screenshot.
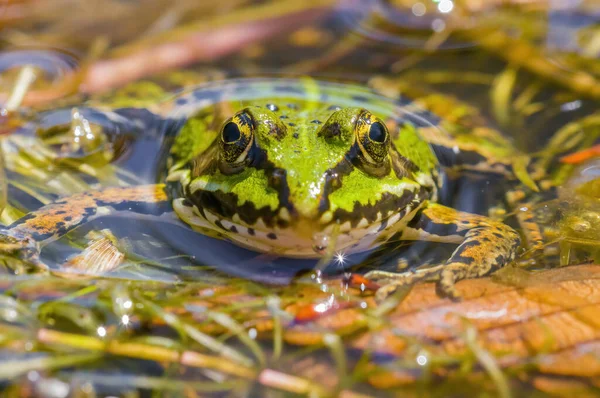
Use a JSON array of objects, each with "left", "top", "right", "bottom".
[{"left": 172, "top": 196, "right": 427, "bottom": 258}]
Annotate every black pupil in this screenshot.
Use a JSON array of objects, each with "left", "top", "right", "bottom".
[
  {"left": 223, "top": 122, "right": 241, "bottom": 143},
  {"left": 369, "top": 122, "right": 386, "bottom": 143}
]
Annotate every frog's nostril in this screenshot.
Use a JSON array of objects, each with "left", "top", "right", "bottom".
[
  {"left": 269, "top": 169, "right": 286, "bottom": 187},
  {"left": 312, "top": 232, "right": 331, "bottom": 255}
]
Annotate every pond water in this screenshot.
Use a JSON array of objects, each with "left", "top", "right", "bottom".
[{"left": 0, "top": 0, "right": 599, "bottom": 396}]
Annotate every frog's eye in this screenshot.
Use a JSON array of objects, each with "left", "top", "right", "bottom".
[
  {"left": 368, "top": 122, "right": 386, "bottom": 143},
  {"left": 355, "top": 110, "right": 389, "bottom": 165},
  {"left": 222, "top": 122, "right": 241, "bottom": 143},
  {"left": 220, "top": 110, "right": 255, "bottom": 164}
]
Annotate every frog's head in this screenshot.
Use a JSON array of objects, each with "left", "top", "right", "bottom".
[{"left": 174, "top": 103, "right": 435, "bottom": 257}]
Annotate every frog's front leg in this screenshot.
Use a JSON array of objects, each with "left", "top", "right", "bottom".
[
  {"left": 366, "top": 202, "right": 521, "bottom": 300},
  {"left": 0, "top": 185, "right": 169, "bottom": 267}
]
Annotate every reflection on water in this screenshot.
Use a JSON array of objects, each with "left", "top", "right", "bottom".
[
  {"left": 0, "top": 50, "right": 79, "bottom": 83},
  {"left": 0, "top": 49, "right": 80, "bottom": 108},
  {"left": 337, "top": 0, "right": 474, "bottom": 49}
]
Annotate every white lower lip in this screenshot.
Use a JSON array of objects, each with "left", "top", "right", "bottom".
[{"left": 173, "top": 198, "right": 424, "bottom": 258}]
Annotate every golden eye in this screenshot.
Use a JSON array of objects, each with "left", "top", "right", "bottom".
[
  {"left": 355, "top": 110, "right": 389, "bottom": 165},
  {"left": 220, "top": 110, "right": 254, "bottom": 164}
]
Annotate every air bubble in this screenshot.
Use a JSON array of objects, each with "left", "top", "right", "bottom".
[{"left": 35, "top": 107, "right": 136, "bottom": 167}]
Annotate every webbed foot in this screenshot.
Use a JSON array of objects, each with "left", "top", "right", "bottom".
[{"left": 366, "top": 202, "right": 521, "bottom": 301}]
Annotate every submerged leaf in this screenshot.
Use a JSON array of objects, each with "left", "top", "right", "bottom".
[
  {"left": 61, "top": 232, "right": 125, "bottom": 276},
  {"left": 271, "top": 265, "right": 600, "bottom": 389}
]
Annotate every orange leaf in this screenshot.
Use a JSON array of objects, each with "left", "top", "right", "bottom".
[{"left": 560, "top": 145, "right": 600, "bottom": 164}]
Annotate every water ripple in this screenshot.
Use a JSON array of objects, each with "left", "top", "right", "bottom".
[{"left": 336, "top": 0, "right": 474, "bottom": 50}]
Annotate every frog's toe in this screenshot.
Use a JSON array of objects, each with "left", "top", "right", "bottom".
[
  {"left": 0, "top": 230, "right": 45, "bottom": 270},
  {"left": 374, "top": 283, "right": 404, "bottom": 302},
  {"left": 436, "top": 268, "right": 461, "bottom": 301},
  {"left": 364, "top": 269, "right": 406, "bottom": 283},
  {"left": 366, "top": 269, "right": 422, "bottom": 287},
  {"left": 369, "top": 267, "right": 463, "bottom": 301},
  {"left": 366, "top": 269, "right": 428, "bottom": 302}
]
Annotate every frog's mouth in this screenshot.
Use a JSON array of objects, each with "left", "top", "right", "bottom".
[{"left": 172, "top": 190, "right": 424, "bottom": 258}]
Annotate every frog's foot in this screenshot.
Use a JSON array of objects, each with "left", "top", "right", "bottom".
[
  {"left": 366, "top": 263, "right": 455, "bottom": 300},
  {"left": 365, "top": 268, "right": 431, "bottom": 300},
  {"left": 368, "top": 202, "right": 521, "bottom": 300},
  {"left": 1, "top": 184, "right": 169, "bottom": 271},
  {"left": 0, "top": 229, "right": 45, "bottom": 270}
]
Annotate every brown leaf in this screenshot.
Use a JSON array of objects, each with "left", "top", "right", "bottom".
[{"left": 275, "top": 265, "right": 600, "bottom": 389}]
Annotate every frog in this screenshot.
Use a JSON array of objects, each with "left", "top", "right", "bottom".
[{"left": 0, "top": 77, "right": 523, "bottom": 299}]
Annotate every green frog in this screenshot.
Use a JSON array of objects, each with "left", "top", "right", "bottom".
[{"left": 0, "top": 77, "right": 523, "bottom": 299}]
